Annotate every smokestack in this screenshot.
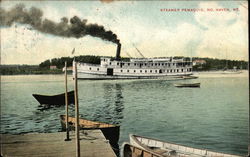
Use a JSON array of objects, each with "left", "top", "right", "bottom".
[{"left": 115, "top": 43, "right": 121, "bottom": 60}]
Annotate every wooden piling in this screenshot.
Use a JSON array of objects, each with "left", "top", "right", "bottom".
[
  {"left": 74, "top": 62, "right": 80, "bottom": 157},
  {"left": 64, "top": 61, "right": 70, "bottom": 141}
]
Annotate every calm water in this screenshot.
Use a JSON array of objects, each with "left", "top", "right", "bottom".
[{"left": 1, "top": 72, "right": 249, "bottom": 156}]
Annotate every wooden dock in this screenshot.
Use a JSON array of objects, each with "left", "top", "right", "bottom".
[{"left": 0, "top": 130, "right": 117, "bottom": 157}]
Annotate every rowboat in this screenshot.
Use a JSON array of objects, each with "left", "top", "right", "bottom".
[
  {"left": 60, "top": 115, "right": 120, "bottom": 155},
  {"left": 174, "top": 83, "right": 200, "bottom": 88},
  {"left": 122, "top": 143, "right": 163, "bottom": 157},
  {"left": 182, "top": 76, "right": 198, "bottom": 79},
  {"left": 129, "top": 134, "right": 242, "bottom": 157},
  {"left": 32, "top": 90, "right": 75, "bottom": 106}
]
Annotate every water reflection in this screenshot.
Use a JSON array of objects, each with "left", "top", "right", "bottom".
[
  {"left": 92, "top": 83, "right": 124, "bottom": 125},
  {"left": 113, "top": 84, "right": 124, "bottom": 125}
]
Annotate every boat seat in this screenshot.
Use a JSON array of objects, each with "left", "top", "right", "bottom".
[{"left": 153, "top": 148, "right": 168, "bottom": 155}]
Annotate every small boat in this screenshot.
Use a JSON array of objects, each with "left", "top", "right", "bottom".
[
  {"left": 220, "top": 70, "right": 242, "bottom": 74},
  {"left": 122, "top": 143, "right": 163, "bottom": 157},
  {"left": 182, "top": 75, "right": 198, "bottom": 79},
  {"left": 60, "top": 115, "right": 120, "bottom": 155},
  {"left": 174, "top": 83, "right": 200, "bottom": 88},
  {"left": 32, "top": 91, "right": 75, "bottom": 106},
  {"left": 129, "top": 134, "right": 242, "bottom": 157}
]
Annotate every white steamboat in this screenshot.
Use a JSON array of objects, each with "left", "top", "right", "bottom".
[{"left": 73, "top": 44, "right": 193, "bottom": 79}]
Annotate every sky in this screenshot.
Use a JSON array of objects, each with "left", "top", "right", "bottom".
[{"left": 0, "top": 0, "right": 248, "bottom": 65}]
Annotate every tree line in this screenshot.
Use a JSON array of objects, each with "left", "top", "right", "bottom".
[
  {"left": 192, "top": 57, "right": 248, "bottom": 71},
  {"left": 0, "top": 65, "right": 62, "bottom": 75},
  {"left": 39, "top": 55, "right": 101, "bottom": 69}
]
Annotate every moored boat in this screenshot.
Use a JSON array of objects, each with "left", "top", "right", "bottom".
[
  {"left": 32, "top": 90, "right": 75, "bottom": 106},
  {"left": 220, "top": 70, "right": 242, "bottom": 74},
  {"left": 174, "top": 83, "right": 200, "bottom": 88},
  {"left": 60, "top": 115, "right": 120, "bottom": 155},
  {"left": 129, "top": 134, "right": 242, "bottom": 157},
  {"left": 182, "top": 75, "right": 198, "bottom": 79},
  {"left": 73, "top": 44, "right": 193, "bottom": 80},
  {"left": 122, "top": 143, "right": 163, "bottom": 157}
]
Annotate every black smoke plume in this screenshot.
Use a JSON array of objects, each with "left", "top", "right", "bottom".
[{"left": 0, "top": 4, "right": 120, "bottom": 44}]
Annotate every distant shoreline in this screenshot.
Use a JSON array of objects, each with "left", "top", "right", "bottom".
[
  {"left": 1, "top": 70, "right": 247, "bottom": 76},
  {"left": 194, "top": 69, "right": 248, "bottom": 73},
  {"left": 1, "top": 56, "right": 248, "bottom": 75}
]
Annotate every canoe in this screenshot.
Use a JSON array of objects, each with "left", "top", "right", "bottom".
[
  {"left": 122, "top": 143, "right": 163, "bottom": 157},
  {"left": 174, "top": 83, "right": 200, "bottom": 88},
  {"left": 32, "top": 90, "right": 75, "bottom": 106},
  {"left": 129, "top": 134, "right": 242, "bottom": 157},
  {"left": 60, "top": 115, "right": 120, "bottom": 155}
]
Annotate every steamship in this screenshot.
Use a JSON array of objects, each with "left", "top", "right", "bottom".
[{"left": 73, "top": 44, "right": 193, "bottom": 79}]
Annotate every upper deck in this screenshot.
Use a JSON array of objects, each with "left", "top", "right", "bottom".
[{"left": 100, "top": 57, "right": 192, "bottom": 69}]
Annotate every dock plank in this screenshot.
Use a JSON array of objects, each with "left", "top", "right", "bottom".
[{"left": 1, "top": 130, "right": 116, "bottom": 157}]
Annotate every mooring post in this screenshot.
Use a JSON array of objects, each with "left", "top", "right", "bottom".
[
  {"left": 74, "top": 62, "right": 80, "bottom": 157},
  {"left": 64, "top": 61, "right": 70, "bottom": 141}
]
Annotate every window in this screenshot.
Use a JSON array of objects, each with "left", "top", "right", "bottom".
[
  {"left": 145, "top": 63, "right": 147, "bottom": 66},
  {"left": 162, "top": 63, "right": 164, "bottom": 66},
  {"left": 158, "top": 63, "right": 160, "bottom": 66},
  {"left": 134, "top": 70, "right": 136, "bottom": 73},
  {"left": 127, "top": 70, "right": 129, "bottom": 72},
  {"left": 177, "top": 69, "right": 179, "bottom": 72},
  {"left": 97, "top": 68, "right": 99, "bottom": 71},
  {"left": 151, "top": 63, "right": 154, "bottom": 66},
  {"left": 121, "top": 70, "right": 123, "bottom": 72},
  {"left": 134, "top": 63, "right": 136, "bottom": 66},
  {"left": 145, "top": 70, "right": 147, "bottom": 73},
  {"left": 155, "top": 63, "right": 157, "bottom": 66},
  {"left": 140, "top": 70, "right": 142, "bottom": 73},
  {"left": 155, "top": 70, "right": 157, "bottom": 73},
  {"left": 181, "top": 69, "right": 183, "bottom": 72},
  {"left": 117, "top": 63, "right": 119, "bottom": 65},
  {"left": 109, "top": 62, "right": 111, "bottom": 65},
  {"left": 150, "top": 70, "right": 152, "bottom": 73},
  {"left": 128, "top": 63, "right": 130, "bottom": 66},
  {"left": 89, "top": 67, "right": 91, "bottom": 70}
]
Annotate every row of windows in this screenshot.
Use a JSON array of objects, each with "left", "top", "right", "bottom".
[
  {"left": 120, "top": 68, "right": 192, "bottom": 73},
  {"left": 116, "top": 62, "right": 191, "bottom": 67},
  {"left": 89, "top": 67, "right": 99, "bottom": 71},
  {"left": 89, "top": 67, "right": 192, "bottom": 73},
  {"left": 121, "top": 69, "right": 159, "bottom": 73}
]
